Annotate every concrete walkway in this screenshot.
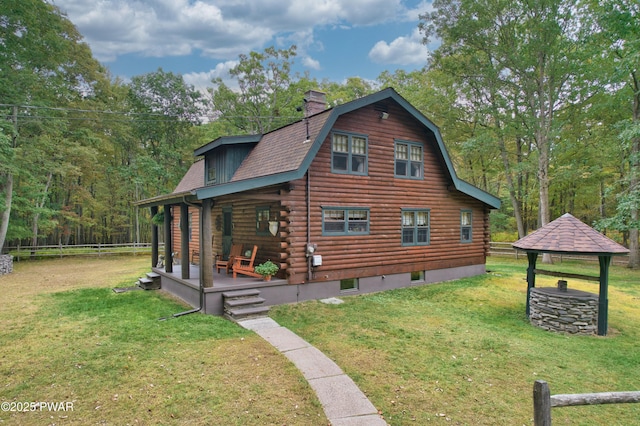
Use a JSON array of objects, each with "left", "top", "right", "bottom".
[{"left": 238, "top": 317, "right": 387, "bottom": 426}]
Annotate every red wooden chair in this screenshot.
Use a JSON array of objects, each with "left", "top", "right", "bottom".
[
  {"left": 216, "top": 244, "right": 243, "bottom": 274},
  {"left": 232, "top": 245, "right": 260, "bottom": 279}
]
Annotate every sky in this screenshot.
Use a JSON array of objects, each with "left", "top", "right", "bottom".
[{"left": 51, "top": 0, "right": 436, "bottom": 92}]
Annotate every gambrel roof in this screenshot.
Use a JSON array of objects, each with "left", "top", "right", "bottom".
[{"left": 195, "top": 88, "right": 501, "bottom": 209}]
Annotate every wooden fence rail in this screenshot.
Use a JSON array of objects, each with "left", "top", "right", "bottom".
[
  {"left": 5, "top": 243, "right": 163, "bottom": 261},
  {"left": 489, "top": 242, "right": 630, "bottom": 266},
  {"left": 533, "top": 380, "right": 640, "bottom": 425}
]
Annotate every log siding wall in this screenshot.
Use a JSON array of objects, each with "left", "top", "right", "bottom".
[
  {"left": 171, "top": 206, "right": 200, "bottom": 262},
  {"left": 282, "top": 102, "right": 490, "bottom": 284}
]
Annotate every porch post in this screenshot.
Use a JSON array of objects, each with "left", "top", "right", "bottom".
[
  {"left": 201, "top": 198, "right": 213, "bottom": 288},
  {"left": 597, "top": 255, "right": 611, "bottom": 336},
  {"left": 180, "top": 203, "right": 190, "bottom": 279},
  {"left": 526, "top": 252, "right": 538, "bottom": 318},
  {"left": 150, "top": 205, "right": 158, "bottom": 268},
  {"left": 163, "top": 204, "right": 173, "bottom": 273}
]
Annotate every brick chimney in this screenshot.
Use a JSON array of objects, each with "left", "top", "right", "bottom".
[{"left": 304, "top": 90, "right": 327, "bottom": 116}]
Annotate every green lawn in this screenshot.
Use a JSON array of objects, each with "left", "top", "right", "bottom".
[
  {"left": 271, "top": 257, "right": 640, "bottom": 425},
  {"left": 0, "top": 257, "right": 325, "bottom": 425},
  {"left": 1, "top": 256, "right": 638, "bottom": 425}
]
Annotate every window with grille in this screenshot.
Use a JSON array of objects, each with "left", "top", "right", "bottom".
[
  {"left": 395, "top": 141, "right": 423, "bottom": 179},
  {"left": 402, "top": 209, "right": 430, "bottom": 246},
  {"left": 461, "top": 210, "right": 472, "bottom": 243},
  {"left": 332, "top": 132, "right": 368, "bottom": 175},
  {"left": 322, "top": 207, "right": 370, "bottom": 235}
]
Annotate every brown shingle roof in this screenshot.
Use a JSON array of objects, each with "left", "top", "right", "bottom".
[
  {"left": 512, "top": 213, "right": 629, "bottom": 255},
  {"left": 231, "top": 111, "right": 331, "bottom": 182},
  {"left": 173, "top": 159, "right": 204, "bottom": 193}
]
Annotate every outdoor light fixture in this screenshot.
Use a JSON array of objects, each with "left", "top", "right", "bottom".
[{"left": 380, "top": 111, "right": 389, "bottom": 120}]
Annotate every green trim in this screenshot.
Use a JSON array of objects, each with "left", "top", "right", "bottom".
[
  {"left": 460, "top": 209, "right": 472, "bottom": 243},
  {"left": 394, "top": 139, "right": 424, "bottom": 180},
  {"left": 322, "top": 207, "right": 370, "bottom": 236},
  {"left": 331, "top": 130, "right": 369, "bottom": 175},
  {"left": 194, "top": 134, "right": 261, "bottom": 156},
  {"left": 401, "top": 209, "right": 430, "bottom": 246},
  {"left": 255, "top": 206, "right": 271, "bottom": 236}
]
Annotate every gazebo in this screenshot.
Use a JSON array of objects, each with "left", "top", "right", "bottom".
[{"left": 512, "top": 213, "right": 630, "bottom": 336}]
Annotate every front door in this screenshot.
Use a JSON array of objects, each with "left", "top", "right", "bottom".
[{"left": 221, "top": 207, "right": 233, "bottom": 259}]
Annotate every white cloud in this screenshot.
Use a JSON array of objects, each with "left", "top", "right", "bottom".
[
  {"left": 53, "top": 0, "right": 420, "bottom": 63},
  {"left": 368, "top": 28, "right": 430, "bottom": 66},
  {"left": 183, "top": 60, "right": 239, "bottom": 94},
  {"left": 302, "top": 56, "right": 321, "bottom": 71}
]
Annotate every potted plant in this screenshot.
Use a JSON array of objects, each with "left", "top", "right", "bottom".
[{"left": 254, "top": 260, "right": 279, "bottom": 281}]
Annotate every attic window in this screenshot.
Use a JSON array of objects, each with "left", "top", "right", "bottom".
[
  {"left": 331, "top": 132, "right": 368, "bottom": 175},
  {"left": 395, "top": 140, "right": 423, "bottom": 179}
]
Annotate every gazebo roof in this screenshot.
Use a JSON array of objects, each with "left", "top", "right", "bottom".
[{"left": 512, "top": 213, "right": 630, "bottom": 256}]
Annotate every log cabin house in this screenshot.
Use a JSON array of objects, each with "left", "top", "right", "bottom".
[{"left": 137, "top": 88, "right": 501, "bottom": 315}]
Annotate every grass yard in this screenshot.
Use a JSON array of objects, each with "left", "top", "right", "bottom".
[
  {"left": 1, "top": 256, "right": 638, "bottom": 425},
  {"left": 271, "top": 257, "right": 640, "bottom": 425},
  {"left": 0, "top": 256, "right": 325, "bottom": 425}
]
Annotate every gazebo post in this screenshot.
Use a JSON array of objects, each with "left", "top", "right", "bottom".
[
  {"left": 526, "top": 252, "right": 538, "bottom": 318},
  {"left": 597, "top": 255, "right": 611, "bottom": 336}
]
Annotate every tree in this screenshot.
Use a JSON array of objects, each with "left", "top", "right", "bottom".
[
  {"left": 420, "top": 0, "right": 594, "bottom": 258},
  {"left": 585, "top": 0, "right": 640, "bottom": 267},
  {"left": 208, "top": 46, "right": 301, "bottom": 134},
  {"left": 127, "top": 68, "right": 204, "bottom": 197},
  {"left": 0, "top": 0, "right": 106, "bottom": 252}
]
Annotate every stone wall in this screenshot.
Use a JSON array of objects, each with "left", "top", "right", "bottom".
[
  {"left": 0, "top": 255, "right": 13, "bottom": 276},
  {"left": 529, "top": 287, "right": 598, "bottom": 335}
]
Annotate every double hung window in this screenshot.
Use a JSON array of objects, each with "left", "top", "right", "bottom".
[
  {"left": 461, "top": 210, "right": 472, "bottom": 242},
  {"left": 256, "top": 207, "right": 271, "bottom": 236},
  {"left": 395, "top": 141, "right": 423, "bottom": 179},
  {"left": 332, "top": 132, "right": 368, "bottom": 175},
  {"left": 402, "top": 209, "right": 430, "bottom": 246}
]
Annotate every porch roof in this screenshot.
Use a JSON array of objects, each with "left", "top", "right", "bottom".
[{"left": 134, "top": 159, "right": 203, "bottom": 208}]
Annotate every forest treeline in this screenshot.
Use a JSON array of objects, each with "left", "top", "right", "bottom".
[{"left": 1, "top": 0, "right": 638, "bottom": 266}]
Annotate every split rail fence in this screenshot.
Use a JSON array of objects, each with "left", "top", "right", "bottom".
[
  {"left": 533, "top": 380, "right": 640, "bottom": 425},
  {"left": 489, "top": 242, "right": 630, "bottom": 265},
  {"left": 5, "top": 243, "right": 162, "bottom": 261}
]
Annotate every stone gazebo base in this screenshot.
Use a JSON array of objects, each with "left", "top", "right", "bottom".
[
  {"left": 0, "top": 254, "right": 13, "bottom": 276},
  {"left": 529, "top": 287, "right": 598, "bottom": 335}
]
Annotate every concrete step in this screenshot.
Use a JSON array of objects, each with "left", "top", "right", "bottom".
[
  {"left": 146, "top": 272, "right": 161, "bottom": 280},
  {"left": 138, "top": 277, "right": 160, "bottom": 290},
  {"left": 221, "top": 289, "right": 261, "bottom": 299},
  {"left": 225, "top": 305, "right": 271, "bottom": 321},
  {"left": 224, "top": 296, "right": 266, "bottom": 308}
]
